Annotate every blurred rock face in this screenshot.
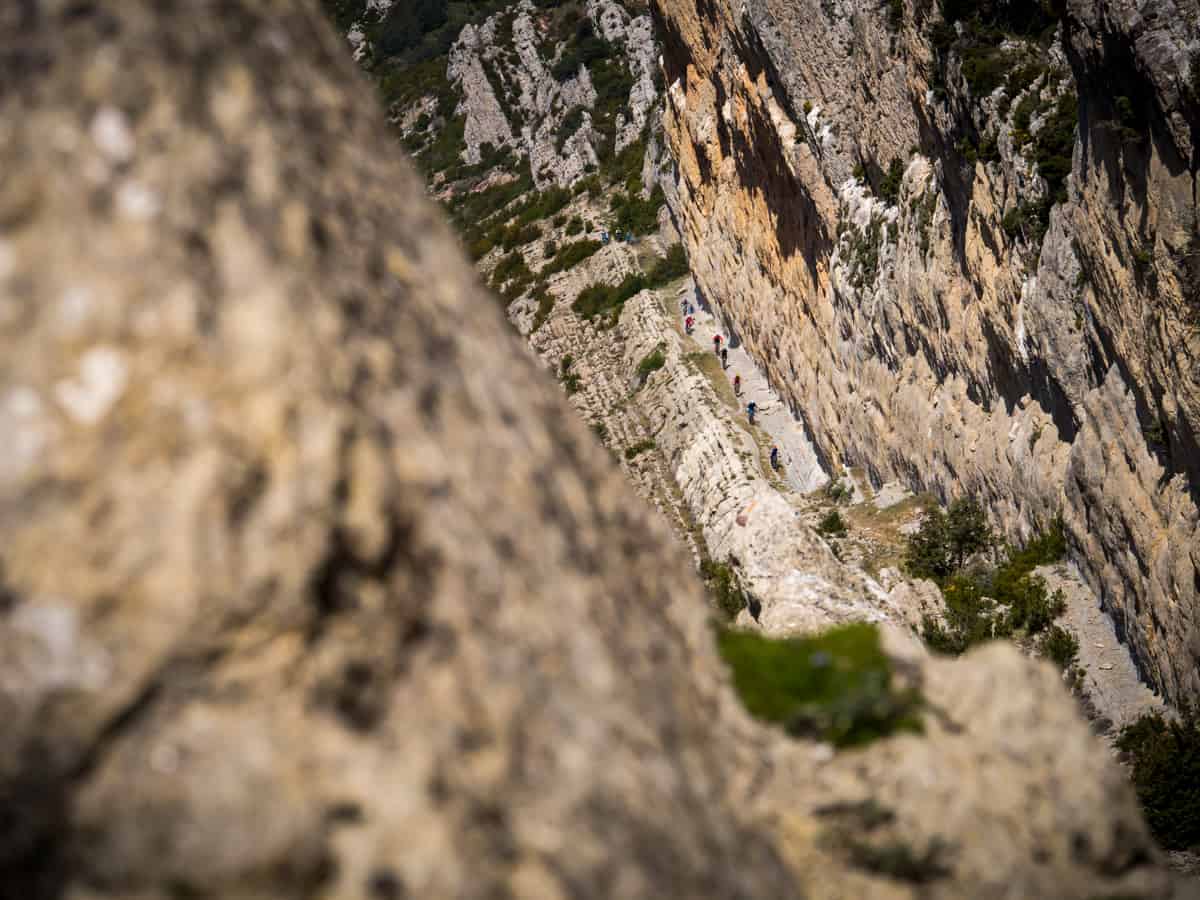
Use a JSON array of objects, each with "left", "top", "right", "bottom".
[{"left": 0, "top": 3, "right": 1181, "bottom": 898}]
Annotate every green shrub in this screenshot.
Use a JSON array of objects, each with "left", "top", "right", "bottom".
[
  {"left": 645, "top": 243, "right": 689, "bottom": 285},
  {"left": 624, "top": 439, "right": 657, "bottom": 460},
  {"left": 636, "top": 344, "right": 667, "bottom": 384},
  {"left": 827, "top": 479, "right": 853, "bottom": 504},
  {"left": 701, "top": 559, "right": 748, "bottom": 620},
  {"left": 1038, "top": 624, "right": 1078, "bottom": 670},
  {"left": 817, "top": 510, "right": 849, "bottom": 538},
  {"left": 1032, "top": 91, "right": 1078, "bottom": 207},
  {"left": 904, "top": 498, "right": 992, "bottom": 580},
  {"left": 611, "top": 184, "right": 665, "bottom": 236},
  {"left": 500, "top": 223, "right": 541, "bottom": 251},
  {"left": 530, "top": 287, "right": 555, "bottom": 333},
  {"left": 541, "top": 239, "right": 601, "bottom": 277},
  {"left": 566, "top": 216, "right": 585, "bottom": 236},
  {"left": 716, "top": 624, "right": 924, "bottom": 748},
  {"left": 556, "top": 106, "right": 587, "bottom": 152},
  {"left": 915, "top": 508, "right": 1068, "bottom": 652},
  {"left": 491, "top": 249, "right": 532, "bottom": 291},
  {"left": 1117, "top": 713, "right": 1200, "bottom": 850},
  {"left": 543, "top": 240, "right": 558, "bottom": 259},
  {"left": 562, "top": 372, "right": 581, "bottom": 395},
  {"left": 879, "top": 157, "right": 905, "bottom": 205}
]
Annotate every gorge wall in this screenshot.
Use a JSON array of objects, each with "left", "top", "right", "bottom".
[{"left": 654, "top": 0, "right": 1200, "bottom": 704}]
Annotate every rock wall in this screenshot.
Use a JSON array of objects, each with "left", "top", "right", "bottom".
[
  {"left": 0, "top": 2, "right": 1184, "bottom": 898},
  {"left": 654, "top": 0, "right": 1200, "bottom": 704}
]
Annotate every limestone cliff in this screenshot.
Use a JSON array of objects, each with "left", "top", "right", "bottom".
[
  {"left": 655, "top": 0, "right": 1200, "bottom": 704},
  {"left": 0, "top": 2, "right": 1185, "bottom": 898}
]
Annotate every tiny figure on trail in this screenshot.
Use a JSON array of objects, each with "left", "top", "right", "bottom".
[
  {"left": 685, "top": 315, "right": 695, "bottom": 334},
  {"left": 680, "top": 297, "right": 688, "bottom": 315},
  {"left": 733, "top": 373, "right": 741, "bottom": 395},
  {"left": 770, "top": 446, "right": 780, "bottom": 470},
  {"left": 720, "top": 347, "right": 728, "bottom": 369},
  {"left": 685, "top": 301, "right": 694, "bottom": 316},
  {"left": 747, "top": 401, "right": 757, "bottom": 425},
  {"left": 713, "top": 334, "right": 723, "bottom": 356}
]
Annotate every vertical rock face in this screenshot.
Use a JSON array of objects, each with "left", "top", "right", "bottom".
[
  {"left": 654, "top": 0, "right": 1200, "bottom": 704},
  {"left": 0, "top": 2, "right": 1182, "bottom": 898}
]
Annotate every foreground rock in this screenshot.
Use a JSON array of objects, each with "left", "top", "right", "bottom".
[{"left": 0, "top": 3, "right": 1181, "bottom": 898}]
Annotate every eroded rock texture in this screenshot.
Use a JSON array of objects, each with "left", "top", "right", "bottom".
[
  {"left": 655, "top": 0, "right": 1200, "bottom": 704},
  {"left": 0, "top": 2, "right": 1183, "bottom": 898}
]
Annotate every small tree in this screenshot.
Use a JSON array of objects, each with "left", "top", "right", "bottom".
[{"left": 945, "top": 497, "right": 992, "bottom": 570}]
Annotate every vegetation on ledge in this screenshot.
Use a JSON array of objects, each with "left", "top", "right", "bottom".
[{"left": 717, "top": 624, "right": 924, "bottom": 748}]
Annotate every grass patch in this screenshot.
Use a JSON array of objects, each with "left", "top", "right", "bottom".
[{"left": 717, "top": 623, "right": 923, "bottom": 748}]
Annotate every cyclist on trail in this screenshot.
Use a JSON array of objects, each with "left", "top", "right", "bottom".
[
  {"left": 733, "top": 373, "right": 741, "bottom": 395},
  {"left": 747, "top": 401, "right": 757, "bottom": 425}
]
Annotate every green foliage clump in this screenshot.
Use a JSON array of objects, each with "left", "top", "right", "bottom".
[
  {"left": 572, "top": 274, "right": 644, "bottom": 324},
  {"left": 645, "top": 243, "right": 689, "bottom": 284},
  {"left": 500, "top": 223, "right": 541, "bottom": 251},
  {"left": 913, "top": 508, "right": 1070, "bottom": 654},
  {"left": 701, "top": 559, "right": 749, "bottom": 620},
  {"left": 530, "top": 287, "right": 555, "bottom": 333},
  {"left": 610, "top": 184, "right": 666, "bottom": 236},
  {"left": 556, "top": 106, "right": 587, "bottom": 153},
  {"left": 624, "top": 438, "right": 657, "bottom": 460},
  {"left": 817, "top": 510, "right": 849, "bottom": 538},
  {"left": 636, "top": 343, "right": 667, "bottom": 384},
  {"left": 565, "top": 215, "right": 585, "bottom": 236},
  {"left": 571, "top": 246, "right": 690, "bottom": 325},
  {"left": 512, "top": 186, "right": 574, "bottom": 228},
  {"left": 904, "top": 498, "right": 993, "bottom": 580},
  {"left": 492, "top": 249, "right": 531, "bottom": 287},
  {"left": 1038, "top": 624, "right": 1078, "bottom": 671},
  {"left": 1031, "top": 91, "right": 1077, "bottom": 207},
  {"left": 717, "top": 624, "right": 924, "bottom": 748},
  {"left": 541, "top": 240, "right": 602, "bottom": 278},
  {"left": 827, "top": 479, "right": 853, "bottom": 504},
  {"left": 1117, "top": 713, "right": 1200, "bottom": 850},
  {"left": 878, "top": 157, "right": 905, "bottom": 205}
]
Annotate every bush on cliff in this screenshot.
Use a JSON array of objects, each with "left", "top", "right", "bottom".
[
  {"left": 1117, "top": 712, "right": 1200, "bottom": 850},
  {"left": 717, "top": 624, "right": 924, "bottom": 748},
  {"left": 912, "top": 506, "right": 1069, "bottom": 653}
]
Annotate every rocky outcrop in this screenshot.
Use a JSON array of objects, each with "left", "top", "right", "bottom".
[
  {"left": 655, "top": 0, "right": 1200, "bottom": 704},
  {"left": 0, "top": 3, "right": 1185, "bottom": 897}
]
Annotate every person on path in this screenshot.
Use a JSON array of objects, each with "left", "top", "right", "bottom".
[
  {"left": 680, "top": 297, "right": 688, "bottom": 315},
  {"left": 770, "top": 446, "right": 780, "bottom": 470},
  {"left": 747, "top": 401, "right": 757, "bottom": 425},
  {"left": 721, "top": 347, "right": 728, "bottom": 369},
  {"left": 685, "top": 315, "right": 694, "bottom": 335},
  {"left": 733, "top": 373, "right": 741, "bottom": 396},
  {"left": 713, "top": 334, "right": 723, "bottom": 356}
]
